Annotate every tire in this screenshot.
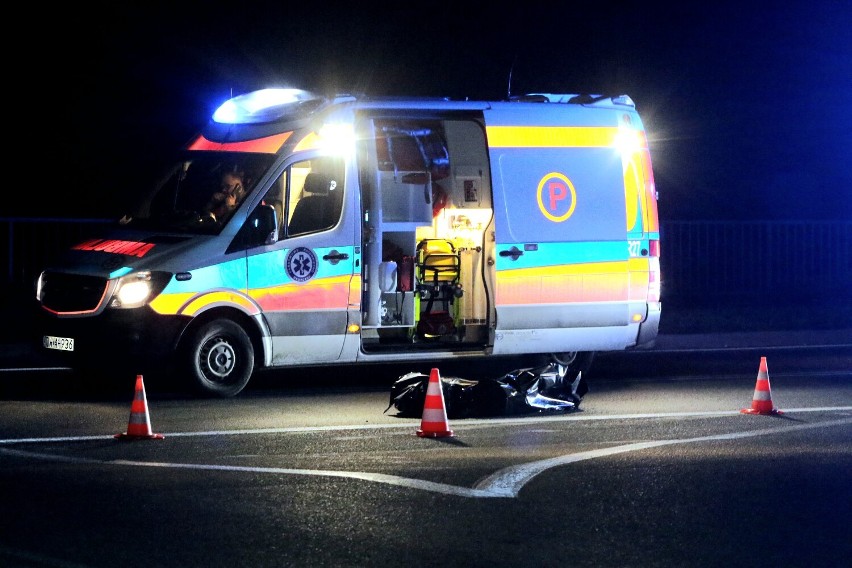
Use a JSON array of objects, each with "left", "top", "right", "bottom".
[
  {"left": 549, "top": 351, "right": 595, "bottom": 379},
  {"left": 183, "top": 319, "right": 254, "bottom": 397}
]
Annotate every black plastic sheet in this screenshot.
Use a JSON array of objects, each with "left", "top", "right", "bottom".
[{"left": 386, "top": 362, "right": 588, "bottom": 418}]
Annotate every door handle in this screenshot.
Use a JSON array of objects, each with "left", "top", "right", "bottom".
[
  {"left": 498, "top": 246, "right": 523, "bottom": 261},
  {"left": 323, "top": 250, "right": 349, "bottom": 265}
]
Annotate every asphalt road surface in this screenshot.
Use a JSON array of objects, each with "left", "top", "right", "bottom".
[{"left": 1, "top": 348, "right": 850, "bottom": 567}]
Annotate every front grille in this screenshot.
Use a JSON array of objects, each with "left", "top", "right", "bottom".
[{"left": 39, "top": 271, "right": 109, "bottom": 313}]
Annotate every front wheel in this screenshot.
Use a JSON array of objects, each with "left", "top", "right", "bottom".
[{"left": 183, "top": 319, "right": 254, "bottom": 397}]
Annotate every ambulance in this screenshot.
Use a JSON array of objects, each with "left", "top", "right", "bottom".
[{"left": 36, "top": 88, "right": 660, "bottom": 397}]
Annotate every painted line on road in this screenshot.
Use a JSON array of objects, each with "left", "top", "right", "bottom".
[
  {"left": 1, "top": 413, "right": 851, "bottom": 499},
  {"left": 474, "top": 416, "right": 852, "bottom": 497},
  {"left": 0, "top": 445, "right": 497, "bottom": 498},
  {"left": 1, "top": 406, "right": 851, "bottom": 445}
]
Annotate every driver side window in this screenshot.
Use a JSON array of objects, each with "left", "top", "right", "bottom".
[{"left": 263, "top": 157, "right": 345, "bottom": 238}]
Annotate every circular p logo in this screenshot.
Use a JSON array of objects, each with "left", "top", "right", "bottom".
[{"left": 536, "top": 172, "right": 577, "bottom": 222}]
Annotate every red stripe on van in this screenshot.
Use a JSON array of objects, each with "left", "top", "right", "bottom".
[{"left": 187, "top": 132, "right": 292, "bottom": 154}]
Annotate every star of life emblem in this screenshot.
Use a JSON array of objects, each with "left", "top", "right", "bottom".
[{"left": 285, "top": 247, "right": 318, "bottom": 282}]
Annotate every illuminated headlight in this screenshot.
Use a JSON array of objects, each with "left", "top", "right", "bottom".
[{"left": 109, "top": 271, "right": 170, "bottom": 309}]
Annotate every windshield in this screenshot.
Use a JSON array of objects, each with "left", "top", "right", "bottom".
[{"left": 120, "top": 152, "right": 277, "bottom": 233}]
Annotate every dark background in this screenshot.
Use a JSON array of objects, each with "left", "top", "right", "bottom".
[{"left": 6, "top": 1, "right": 851, "bottom": 222}]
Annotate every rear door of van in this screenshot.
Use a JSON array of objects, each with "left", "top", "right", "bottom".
[{"left": 484, "top": 101, "right": 640, "bottom": 354}]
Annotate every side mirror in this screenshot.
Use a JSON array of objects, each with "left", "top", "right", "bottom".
[
  {"left": 257, "top": 204, "right": 279, "bottom": 245},
  {"left": 231, "top": 204, "right": 279, "bottom": 252}
]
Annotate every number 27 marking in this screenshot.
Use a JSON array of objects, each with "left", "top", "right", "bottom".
[{"left": 628, "top": 240, "right": 642, "bottom": 257}]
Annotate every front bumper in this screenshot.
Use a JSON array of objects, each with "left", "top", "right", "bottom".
[{"left": 36, "top": 306, "right": 189, "bottom": 374}]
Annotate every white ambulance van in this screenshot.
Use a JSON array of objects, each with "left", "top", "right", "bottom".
[{"left": 36, "top": 88, "right": 660, "bottom": 396}]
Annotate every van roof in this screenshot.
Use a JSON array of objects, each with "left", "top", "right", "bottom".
[{"left": 210, "top": 89, "right": 637, "bottom": 127}]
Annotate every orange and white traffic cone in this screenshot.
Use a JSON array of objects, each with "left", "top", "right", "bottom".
[
  {"left": 740, "top": 357, "right": 782, "bottom": 415},
  {"left": 416, "top": 368, "right": 454, "bottom": 438},
  {"left": 115, "top": 375, "right": 164, "bottom": 440}
]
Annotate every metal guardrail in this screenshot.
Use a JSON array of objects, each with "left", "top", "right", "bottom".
[
  {"left": 3, "top": 217, "right": 851, "bottom": 301},
  {"left": 661, "top": 221, "right": 852, "bottom": 301}
]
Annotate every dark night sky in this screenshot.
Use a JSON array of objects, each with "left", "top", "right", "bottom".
[{"left": 10, "top": 1, "right": 851, "bottom": 221}]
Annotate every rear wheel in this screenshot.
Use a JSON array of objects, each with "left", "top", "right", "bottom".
[
  {"left": 549, "top": 351, "right": 594, "bottom": 403},
  {"left": 550, "top": 351, "right": 595, "bottom": 379},
  {"left": 183, "top": 319, "right": 254, "bottom": 397}
]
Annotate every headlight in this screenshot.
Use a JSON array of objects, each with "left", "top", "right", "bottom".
[{"left": 109, "top": 271, "right": 171, "bottom": 309}]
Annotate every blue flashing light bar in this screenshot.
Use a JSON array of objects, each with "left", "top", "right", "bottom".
[{"left": 212, "top": 88, "right": 320, "bottom": 124}]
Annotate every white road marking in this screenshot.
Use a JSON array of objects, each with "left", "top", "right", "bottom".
[
  {"left": 1, "top": 410, "right": 850, "bottom": 499},
  {"left": 2, "top": 406, "right": 850, "bottom": 446},
  {"left": 474, "top": 417, "right": 852, "bottom": 497}
]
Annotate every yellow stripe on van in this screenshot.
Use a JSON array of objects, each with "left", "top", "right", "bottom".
[
  {"left": 249, "top": 275, "right": 351, "bottom": 311},
  {"left": 149, "top": 290, "right": 261, "bottom": 316},
  {"left": 486, "top": 126, "right": 620, "bottom": 148},
  {"left": 496, "top": 260, "right": 639, "bottom": 305}
]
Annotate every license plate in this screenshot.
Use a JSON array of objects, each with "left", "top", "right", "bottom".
[{"left": 44, "top": 335, "right": 74, "bottom": 352}]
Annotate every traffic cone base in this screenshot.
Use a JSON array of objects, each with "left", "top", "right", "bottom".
[
  {"left": 115, "top": 375, "right": 164, "bottom": 440},
  {"left": 416, "top": 368, "right": 454, "bottom": 438},
  {"left": 740, "top": 356, "right": 782, "bottom": 416}
]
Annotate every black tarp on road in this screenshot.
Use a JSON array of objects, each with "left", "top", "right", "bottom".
[{"left": 386, "top": 362, "right": 589, "bottom": 418}]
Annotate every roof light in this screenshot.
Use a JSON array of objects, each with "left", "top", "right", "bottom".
[
  {"left": 611, "top": 95, "right": 635, "bottom": 107},
  {"left": 212, "top": 88, "right": 320, "bottom": 124}
]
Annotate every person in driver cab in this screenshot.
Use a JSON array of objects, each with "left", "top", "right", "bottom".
[{"left": 204, "top": 170, "right": 246, "bottom": 222}]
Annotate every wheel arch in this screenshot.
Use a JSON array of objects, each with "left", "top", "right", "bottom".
[{"left": 177, "top": 305, "right": 268, "bottom": 366}]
